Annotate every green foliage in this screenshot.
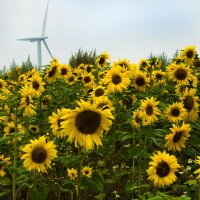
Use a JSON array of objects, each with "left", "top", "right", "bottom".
[{"left": 68, "top": 48, "right": 97, "bottom": 68}]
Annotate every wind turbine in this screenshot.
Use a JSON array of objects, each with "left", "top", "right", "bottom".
[{"left": 17, "top": 0, "right": 53, "bottom": 70}]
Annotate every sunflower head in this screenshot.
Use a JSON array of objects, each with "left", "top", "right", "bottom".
[
  {"left": 81, "top": 166, "right": 93, "bottom": 178},
  {"left": 67, "top": 168, "right": 78, "bottom": 180}
]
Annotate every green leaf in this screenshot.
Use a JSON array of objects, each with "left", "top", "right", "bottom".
[
  {"left": 0, "top": 177, "right": 11, "bottom": 186},
  {"left": 184, "top": 179, "right": 197, "bottom": 186},
  {"left": 28, "top": 187, "right": 48, "bottom": 200}
]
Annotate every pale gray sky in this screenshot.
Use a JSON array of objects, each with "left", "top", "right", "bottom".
[{"left": 1, "top": 0, "right": 200, "bottom": 69}]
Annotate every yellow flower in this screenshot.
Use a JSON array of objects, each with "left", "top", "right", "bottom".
[
  {"left": 180, "top": 45, "right": 197, "bottom": 64},
  {"left": 165, "top": 123, "right": 191, "bottom": 151},
  {"left": 81, "top": 166, "right": 93, "bottom": 178},
  {"left": 21, "top": 136, "right": 57, "bottom": 173},
  {"left": 67, "top": 168, "right": 78, "bottom": 180},
  {"left": 147, "top": 151, "right": 181, "bottom": 187},
  {"left": 0, "top": 155, "right": 11, "bottom": 177}
]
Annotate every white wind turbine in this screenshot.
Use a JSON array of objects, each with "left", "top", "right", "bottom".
[{"left": 17, "top": 0, "right": 53, "bottom": 70}]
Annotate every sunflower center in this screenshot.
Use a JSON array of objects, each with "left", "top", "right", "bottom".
[
  {"left": 31, "top": 127, "right": 37, "bottom": 132},
  {"left": 75, "top": 110, "right": 101, "bottom": 134},
  {"left": 86, "top": 66, "right": 92, "bottom": 73},
  {"left": 98, "top": 57, "right": 105, "bottom": 65},
  {"left": 183, "top": 96, "right": 194, "bottom": 111},
  {"left": 48, "top": 66, "right": 57, "bottom": 77},
  {"left": 61, "top": 68, "right": 67, "bottom": 75},
  {"left": 156, "top": 161, "right": 170, "bottom": 177},
  {"left": 175, "top": 69, "right": 187, "bottom": 80},
  {"left": 32, "top": 81, "right": 40, "bottom": 90},
  {"left": 136, "top": 76, "right": 145, "bottom": 86},
  {"left": 84, "top": 76, "right": 91, "bottom": 83},
  {"left": 186, "top": 50, "right": 194, "bottom": 58},
  {"left": 68, "top": 77, "right": 74, "bottom": 82},
  {"left": 146, "top": 105, "right": 153, "bottom": 115},
  {"left": 171, "top": 108, "right": 180, "bottom": 117},
  {"left": 84, "top": 170, "right": 89, "bottom": 175},
  {"left": 135, "top": 115, "right": 140, "bottom": 124},
  {"left": 156, "top": 74, "right": 162, "bottom": 79},
  {"left": 112, "top": 75, "right": 121, "bottom": 85},
  {"left": 31, "top": 147, "right": 47, "bottom": 163},
  {"left": 0, "top": 83, "right": 2, "bottom": 89},
  {"left": 173, "top": 131, "right": 183, "bottom": 142},
  {"left": 95, "top": 88, "right": 104, "bottom": 97},
  {"left": 9, "top": 128, "right": 15, "bottom": 134},
  {"left": 26, "top": 96, "right": 30, "bottom": 105}
]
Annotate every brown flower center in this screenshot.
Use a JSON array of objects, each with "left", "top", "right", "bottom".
[
  {"left": 173, "top": 131, "right": 183, "bottom": 143},
  {"left": 31, "top": 147, "right": 47, "bottom": 163},
  {"left": 75, "top": 110, "right": 101, "bottom": 134},
  {"left": 26, "top": 96, "right": 30, "bottom": 105},
  {"left": 94, "top": 88, "right": 104, "bottom": 97},
  {"left": 48, "top": 66, "right": 57, "bottom": 77},
  {"left": 156, "top": 161, "right": 170, "bottom": 177},
  {"left": 61, "top": 68, "right": 67, "bottom": 75},
  {"left": 186, "top": 50, "right": 194, "bottom": 58},
  {"left": 84, "top": 76, "right": 91, "bottom": 83},
  {"left": 146, "top": 105, "right": 153, "bottom": 115},
  {"left": 136, "top": 76, "right": 145, "bottom": 86},
  {"left": 112, "top": 75, "right": 121, "bottom": 85},
  {"left": 183, "top": 96, "right": 194, "bottom": 111},
  {"left": 175, "top": 69, "right": 187, "bottom": 80},
  {"left": 98, "top": 57, "right": 105, "bottom": 65},
  {"left": 32, "top": 81, "right": 40, "bottom": 90},
  {"left": 171, "top": 108, "right": 180, "bottom": 117}
]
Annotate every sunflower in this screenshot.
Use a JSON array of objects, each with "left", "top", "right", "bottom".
[
  {"left": 139, "top": 97, "right": 161, "bottom": 125},
  {"left": 132, "top": 110, "right": 142, "bottom": 129},
  {"left": 0, "top": 155, "right": 11, "bottom": 177},
  {"left": 58, "top": 64, "right": 72, "bottom": 80},
  {"left": 29, "top": 125, "right": 39, "bottom": 135},
  {"left": 21, "top": 136, "right": 57, "bottom": 173},
  {"left": 44, "top": 63, "right": 59, "bottom": 83},
  {"left": 152, "top": 70, "right": 166, "bottom": 86},
  {"left": 90, "top": 85, "right": 107, "bottom": 99},
  {"left": 27, "top": 75, "right": 45, "bottom": 97},
  {"left": 180, "top": 45, "right": 197, "bottom": 64},
  {"left": 0, "top": 79, "right": 7, "bottom": 91},
  {"left": 82, "top": 73, "right": 95, "bottom": 88},
  {"left": 48, "top": 108, "right": 70, "bottom": 138},
  {"left": 103, "top": 66, "right": 130, "bottom": 93},
  {"left": 19, "top": 95, "right": 36, "bottom": 116},
  {"left": 67, "top": 168, "right": 78, "bottom": 180},
  {"left": 41, "top": 95, "right": 52, "bottom": 110},
  {"left": 168, "top": 63, "right": 192, "bottom": 85},
  {"left": 61, "top": 100, "right": 114, "bottom": 150},
  {"left": 138, "top": 58, "right": 150, "bottom": 71},
  {"left": 81, "top": 166, "right": 93, "bottom": 178},
  {"left": 119, "top": 94, "right": 137, "bottom": 110},
  {"left": 4, "top": 122, "right": 24, "bottom": 140},
  {"left": 147, "top": 151, "right": 181, "bottom": 187},
  {"left": 131, "top": 70, "right": 150, "bottom": 91},
  {"left": 92, "top": 96, "right": 114, "bottom": 111},
  {"left": 165, "top": 123, "right": 191, "bottom": 151},
  {"left": 179, "top": 88, "right": 199, "bottom": 121},
  {"left": 165, "top": 102, "right": 187, "bottom": 123},
  {"left": 95, "top": 51, "right": 110, "bottom": 68}
]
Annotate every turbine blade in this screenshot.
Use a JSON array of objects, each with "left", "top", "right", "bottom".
[
  {"left": 42, "top": 0, "right": 49, "bottom": 36},
  {"left": 43, "top": 40, "right": 53, "bottom": 59}
]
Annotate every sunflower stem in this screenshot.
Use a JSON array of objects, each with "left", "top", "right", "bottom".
[{"left": 77, "top": 146, "right": 82, "bottom": 200}]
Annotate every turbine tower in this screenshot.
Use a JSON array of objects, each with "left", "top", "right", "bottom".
[{"left": 17, "top": 0, "right": 53, "bottom": 70}]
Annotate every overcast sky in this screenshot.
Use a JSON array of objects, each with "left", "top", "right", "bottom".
[{"left": 1, "top": 0, "right": 200, "bottom": 69}]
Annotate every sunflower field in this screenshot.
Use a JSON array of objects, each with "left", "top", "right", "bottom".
[{"left": 0, "top": 45, "right": 200, "bottom": 200}]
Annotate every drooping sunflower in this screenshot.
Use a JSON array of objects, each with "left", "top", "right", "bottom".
[
  {"left": 119, "top": 94, "right": 137, "bottom": 110},
  {"left": 103, "top": 66, "right": 130, "bottom": 93},
  {"left": 19, "top": 95, "right": 36, "bottom": 116},
  {"left": 48, "top": 108, "right": 70, "bottom": 138},
  {"left": 168, "top": 63, "right": 192, "bottom": 85},
  {"left": 165, "top": 123, "right": 191, "bottom": 151},
  {"left": 179, "top": 88, "right": 199, "bottom": 121},
  {"left": 81, "top": 166, "right": 93, "bottom": 178},
  {"left": 152, "top": 70, "right": 166, "bottom": 86},
  {"left": 92, "top": 96, "right": 114, "bottom": 111},
  {"left": 4, "top": 122, "right": 24, "bottom": 140},
  {"left": 165, "top": 102, "right": 187, "bottom": 123},
  {"left": 132, "top": 110, "right": 142, "bottom": 129},
  {"left": 95, "top": 51, "right": 110, "bottom": 68},
  {"left": 139, "top": 97, "right": 161, "bottom": 125},
  {"left": 21, "top": 136, "right": 57, "bottom": 173},
  {"left": 0, "top": 155, "right": 11, "bottom": 177},
  {"left": 67, "top": 168, "right": 78, "bottom": 180},
  {"left": 41, "top": 95, "right": 52, "bottom": 110},
  {"left": 180, "top": 45, "right": 197, "bottom": 64},
  {"left": 138, "top": 58, "right": 150, "bottom": 71},
  {"left": 27, "top": 75, "right": 45, "bottom": 97},
  {"left": 44, "top": 63, "right": 59, "bottom": 83},
  {"left": 61, "top": 100, "right": 114, "bottom": 150},
  {"left": 131, "top": 70, "right": 150, "bottom": 91},
  {"left": 147, "top": 151, "right": 181, "bottom": 187}
]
